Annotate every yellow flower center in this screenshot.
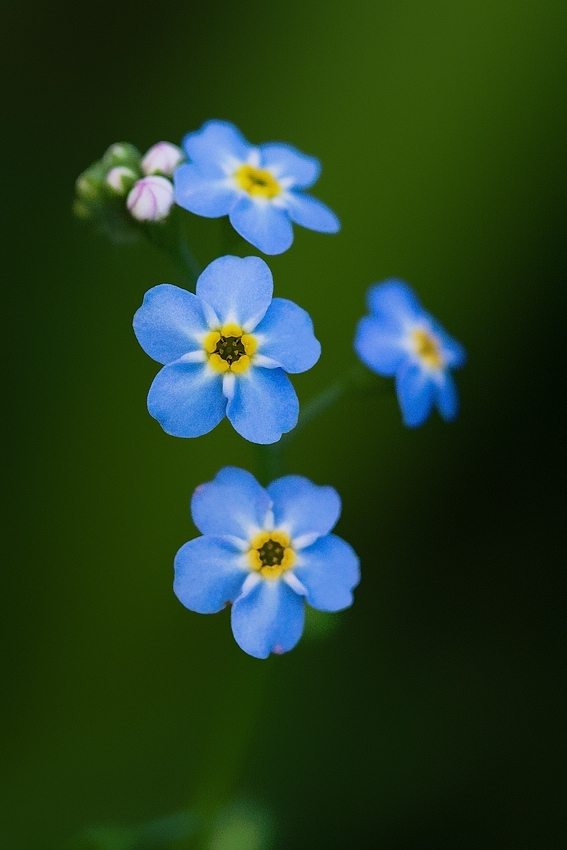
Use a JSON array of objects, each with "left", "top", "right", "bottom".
[
  {"left": 235, "top": 164, "right": 281, "bottom": 199},
  {"left": 204, "top": 323, "right": 257, "bottom": 374},
  {"left": 248, "top": 530, "right": 296, "bottom": 580},
  {"left": 412, "top": 328, "right": 443, "bottom": 369}
]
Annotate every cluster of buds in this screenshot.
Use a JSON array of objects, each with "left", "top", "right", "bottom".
[{"left": 74, "top": 141, "right": 184, "bottom": 239}]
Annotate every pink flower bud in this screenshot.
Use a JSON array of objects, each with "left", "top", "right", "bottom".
[
  {"left": 126, "top": 176, "right": 174, "bottom": 222},
  {"left": 106, "top": 166, "right": 138, "bottom": 195},
  {"left": 141, "top": 142, "right": 184, "bottom": 177}
]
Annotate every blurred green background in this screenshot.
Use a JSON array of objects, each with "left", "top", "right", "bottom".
[{"left": 2, "top": 1, "right": 566, "bottom": 847}]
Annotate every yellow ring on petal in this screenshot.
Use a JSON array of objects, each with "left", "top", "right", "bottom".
[
  {"left": 203, "top": 325, "right": 257, "bottom": 374},
  {"left": 248, "top": 530, "right": 296, "bottom": 580}
]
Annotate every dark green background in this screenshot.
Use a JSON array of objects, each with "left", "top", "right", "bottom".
[{"left": 2, "top": 1, "right": 565, "bottom": 848}]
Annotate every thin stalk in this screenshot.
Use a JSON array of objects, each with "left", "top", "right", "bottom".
[
  {"left": 279, "top": 362, "right": 389, "bottom": 450},
  {"left": 176, "top": 655, "right": 273, "bottom": 850}
]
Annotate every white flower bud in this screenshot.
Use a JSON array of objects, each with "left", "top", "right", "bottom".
[
  {"left": 141, "top": 141, "right": 184, "bottom": 177},
  {"left": 106, "top": 166, "right": 138, "bottom": 195},
  {"left": 126, "top": 176, "right": 174, "bottom": 222}
]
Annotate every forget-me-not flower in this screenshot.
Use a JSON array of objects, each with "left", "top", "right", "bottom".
[
  {"left": 133, "top": 255, "right": 321, "bottom": 444},
  {"left": 174, "top": 467, "right": 360, "bottom": 659},
  {"left": 174, "top": 120, "right": 340, "bottom": 255},
  {"left": 354, "top": 279, "right": 466, "bottom": 427}
]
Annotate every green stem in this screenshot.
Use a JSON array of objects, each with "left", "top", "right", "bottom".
[
  {"left": 142, "top": 210, "right": 202, "bottom": 290},
  {"left": 177, "top": 655, "right": 273, "bottom": 850},
  {"left": 279, "top": 362, "right": 389, "bottom": 450},
  {"left": 176, "top": 220, "right": 201, "bottom": 287}
]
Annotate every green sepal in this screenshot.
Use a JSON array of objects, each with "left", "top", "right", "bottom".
[{"left": 102, "top": 142, "right": 142, "bottom": 170}]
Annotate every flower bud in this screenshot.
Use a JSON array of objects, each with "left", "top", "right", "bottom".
[
  {"left": 75, "top": 164, "right": 106, "bottom": 200},
  {"left": 141, "top": 141, "right": 184, "bottom": 177},
  {"left": 102, "top": 142, "right": 141, "bottom": 169},
  {"left": 126, "top": 176, "right": 174, "bottom": 222},
  {"left": 106, "top": 166, "right": 138, "bottom": 195}
]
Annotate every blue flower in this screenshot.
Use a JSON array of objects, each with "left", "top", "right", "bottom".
[
  {"left": 173, "top": 120, "right": 340, "bottom": 255},
  {"left": 133, "top": 255, "right": 321, "bottom": 444},
  {"left": 354, "top": 279, "right": 466, "bottom": 427},
  {"left": 174, "top": 467, "right": 360, "bottom": 659}
]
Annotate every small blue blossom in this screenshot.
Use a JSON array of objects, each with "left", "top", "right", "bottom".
[
  {"left": 174, "top": 467, "right": 360, "bottom": 659},
  {"left": 354, "top": 279, "right": 466, "bottom": 427},
  {"left": 173, "top": 120, "right": 340, "bottom": 255},
  {"left": 133, "top": 255, "right": 320, "bottom": 444}
]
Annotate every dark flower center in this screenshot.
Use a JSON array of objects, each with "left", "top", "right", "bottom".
[
  {"left": 215, "top": 334, "right": 246, "bottom": 365},
  {"left": 257, "top": 538, "right": 285, "bottom": 567}
]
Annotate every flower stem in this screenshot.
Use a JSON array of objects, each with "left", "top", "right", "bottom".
[
  {"left": 178, "top": 654, "right": 273, "bottom": 849},
  {"left": 142, "top": 209, "right": 202, "bottom": 290},
  {"left": 280, "top": 362, "right": 390, "bottom": 450}
]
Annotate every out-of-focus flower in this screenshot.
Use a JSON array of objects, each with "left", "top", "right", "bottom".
[
  {"left": 354, "top": 279, "right": 466, "bottom": 427},
  {"left": 174, "top": 120, "right": 340, "bottom": 255},
  {"left": 133, "top": 255, "right": 320, "bottom": 444},
  {"left": 141, "top": 141, "right": 184, "bottom": 177},
  {"left": 174, "top": 467, "right": 360, "bottom": 658},
  {"left": 127, "top": 175, "right": 175, "bottom": 222}
]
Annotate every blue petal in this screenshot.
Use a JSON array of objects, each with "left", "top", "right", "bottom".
[
  {"left": 395, "top": 362, "right": 435, "bottom": 428},
  {"left": 231, "top": 579, "right": 305, "bottom": 658},
  {"left": 367, "top": 279, "right": 424, "bottom": 323},
  {"left": 174, "top": 536, "right": 247, "bottom": 614},
  {"left": 436, "top": 371, "right": 460, "bottom": 421},
  {"left": 259, "top": 143, "right": 321, "bottom": 188},
  {"left": 181, "top": 120, "right": 250, "bottom": 176},
  {"left": 226, "top": 368, "right": 299, "bottom": 444},
  {"left": 147, "top": 360, "right": 226, "bottom": 437},
  {"left": 133, "top": 284, "right": 208, "bottom": 365},
  {"left": 285, "top": 192, "right": 341, "bottom": 233},
  {"left": 196, "top": 255, "right": 273, "bottom": 328},
  {"left": 254, "top": 298, "right": 321, "bottom": 374},
  {"left": 229, "top": 195, "right": 294, "bottom": 255},
  {"left": 191, "top": 467, "right": 271, "bottom": 538},
  {"left": 267, "top": 476, "right": 341, "bottom": 539},
  {"left": 174, "top": 163, "right": 236, "bottom": 217},
  {"left": 430, "top": 320, "right": 467, "bottom": 369},
  {"left": 294, "top": 534, "right": 360, "bottom": 612},
  {"left": 353, "top": 315, "right": 406, "bottom": 377}
]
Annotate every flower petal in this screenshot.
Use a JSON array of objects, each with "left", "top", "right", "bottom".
[
  {"left": 133, "top": 284, "right": 209, "bottom": 365},
  {"left": 431, "top": 320, "right": 467, "bottom": 369},
  {"left": 181, "top": 120, "right": 250, "bottom": 176},
  {"left": 254, "top": 298, "right": 321, "bottom": 374},
  {"left": 231, "top": 579, "right": 305, "bottom": 658},
  {"left": 294, "top": 534, "right": 360, "bottom": 612},
  {"left": 353, "top": 315, "right": 406, "bottom": 376},
  {"left": 367, "top": 279, "right": 424, "bottom": 323},
  {"left": 174, "top": 536, "right": 248, "bottom": 614},
  {"left": 191, "top": 467, "right": 271, "bottom": 538},
  {"left": 229, "top": 195, "right": 294, "bottom": 255},
  {"left": 267, "top": 475, "right": 341, "bottom": 539},
  {"left": 435, "top": 371, "right": 460, "bottom": 421},
  {"left": 226, "top": 368, "right": 299, "bottom": 444},
  {"left": 196, "top": 255, "right": 273, "bottom": 329},
  {"left": 174, "top": 163, "right": 236, "bottom": 217},
  {"left": 285, "top": 192, "right": 341, "bottom": 233},
  {"left": 259, "top": 143, "right": 321, "bottom": 188},
  {"left": 395, "top": 362, "right": 435, "bottom": 427},
  {"left": 147, "top": 359, "right": 226, "bottom": 437}
]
